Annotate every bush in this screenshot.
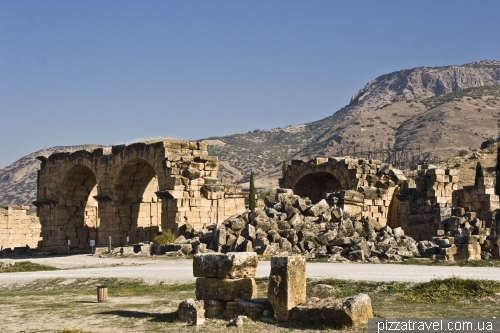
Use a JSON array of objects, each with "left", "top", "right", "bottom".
[
  {"left": 153, "top": 231, "right": 175, "bottom": 245},
  {"left": 480, "top": 138, "right": 497, "bottom": 149},
  {"left": 458, "top": 149, "right": 468, "bottom": 157}
]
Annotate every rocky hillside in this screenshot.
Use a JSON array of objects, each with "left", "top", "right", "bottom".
[
  {"left": 1, "top": 60, "right": 499, "bottom": 207},
  {"left": 206, "top": 60, "right": 500, "bottom": 186}
]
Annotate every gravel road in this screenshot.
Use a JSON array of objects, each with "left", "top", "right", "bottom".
[{"left": 1, "top": 255, "right": 500, "bottom": 286}]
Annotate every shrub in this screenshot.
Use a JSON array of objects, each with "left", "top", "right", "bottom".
[
  {"left": 480, "top": 138, "right": 496, "bottom": 149},
  {"left": 153, "top": 231, "right": 175, "bottom": 245},
  {"left": 458, "top": 149, "right": 468, "bottom": 157}
]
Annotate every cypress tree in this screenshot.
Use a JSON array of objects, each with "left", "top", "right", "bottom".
[
  {"left": 475, "top": 161, "right": 484, "bottom": 186},
  {"left": 249, "top": 171, "right": 256, "bottom": 211},
  {"left": 496, "top": 145, "right": 500, "bottom": 195},
  {"left": 281, "top": 160, "right": 287, "bottom": 176}
]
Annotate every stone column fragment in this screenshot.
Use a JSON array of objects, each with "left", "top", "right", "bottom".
[{"left": 267, "top": 255, "right": 306, "bottom": 321}]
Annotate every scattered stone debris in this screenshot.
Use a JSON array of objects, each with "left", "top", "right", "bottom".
[{"left": 178, "top": 252, "right": 373, "bottom": 328}]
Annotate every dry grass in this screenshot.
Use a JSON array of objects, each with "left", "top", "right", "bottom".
[{"left": 1, "top": 277, "right": 500, "bottom": 332}]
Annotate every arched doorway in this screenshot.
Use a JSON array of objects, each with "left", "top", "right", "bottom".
[
  {"left": 294, "top": 172, "right": 342, "bottom": 203},
  {"left": 55, "top": 165, "right": 98, "bottom": 250},
  {"left": 116, "top": 158, "right": 162, "bottom": 244}
]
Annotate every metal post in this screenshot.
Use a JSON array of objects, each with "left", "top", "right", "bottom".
[{"left": 108, "top": 236, "right": 112, "bottom": 252}]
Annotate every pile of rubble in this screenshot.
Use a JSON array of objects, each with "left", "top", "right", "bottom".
[
  {"left": 155, "top": 188, "right": 422, "bottom": 262},
  {"left": 418, "top": 209, "right": 499, "bottom": 261}
]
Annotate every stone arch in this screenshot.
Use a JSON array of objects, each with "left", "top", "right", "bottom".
[
  {"left": 294, "top": 172, "right": 342, "bottom": 203},
  {"left": 281, "top": 159, "right": 360, "bottom": 203},
  {"left": 114, "top": 158, "right": 162, "bottom": 244},
  {"left": 108, "top": 144, "right": 166, "bottom": 191},
  {"left": 53, "top": 164, "right": 98, "bottom": 250}
]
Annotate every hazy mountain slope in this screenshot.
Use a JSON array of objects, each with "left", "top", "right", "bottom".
[{"left": 0, "top": 145, "right": 107, "bottom": 210}]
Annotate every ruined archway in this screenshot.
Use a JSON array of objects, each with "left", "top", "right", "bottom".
[
  {"left": 54, "top": 165, "right": 98, "bottom": 250},
  {"left": 116, "top": 158, "right": 161, "bottom": 245},
  {"left": 294, "top": 172, "right": 342, "bottom": 203}
]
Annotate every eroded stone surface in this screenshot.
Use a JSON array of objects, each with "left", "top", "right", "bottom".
[
  {"left": 193, "top": 252, "right": 258, "bottom": 278},
  {"left": 290, "top": 293, "right": 373, "bottom": 327},
  {"left": 267, "top": 255, "right": 306, "bottom": 321},
  {"left": 178, "top": 298, "right": 205, "bottom": 325},
  {"left": 195, "top": 278, "right": 257, "bottom": 301}
]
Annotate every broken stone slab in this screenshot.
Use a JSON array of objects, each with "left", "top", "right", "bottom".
[
  {"left": 196, "top": 278, "right": 257, "bottom": 301},
  {"left": 317, "top": 230, "right": 338, "bottom": 246},
  {"left": 223, "top": 298, "right": 272, "bottom": 320},
  {"left": 305, "top": 199, "right": 330, "bottom": 217},
  {"left": 178, "top": 298, "right": 205, "bottom": 326},
  {"left": 289, "top": 293, "right": 373, "bottom": 328},
  {"left": 268, "top": 255, "right": 307, "bottom": 322},
  {"left": 193, "top": 252, "right": 258, "bottom": 279},
  {"left": 348, "top": 250, "right": 365, "bottom": 261}
]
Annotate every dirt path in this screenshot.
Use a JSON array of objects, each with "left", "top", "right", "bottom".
[{"left": 2, "top": 255, "right": 500, "bottom": 286}]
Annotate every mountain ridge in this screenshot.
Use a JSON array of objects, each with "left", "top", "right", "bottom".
[{"left": 1, "top": 60, "right": 499, "bottom": 208}]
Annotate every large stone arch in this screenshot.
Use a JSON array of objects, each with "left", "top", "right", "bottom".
[
  {"left": 36, "top": 140, "right": 248, "bottom": 252},
  {"left": 52, "top": 164, "right": 98, "bottom": 250},
  {"left": 111, "top": 158, "right": 162, "bottom": 244}
]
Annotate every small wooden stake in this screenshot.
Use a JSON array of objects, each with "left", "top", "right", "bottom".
[{"left": 97, "top": 286, "right": 108, "bottom": 302}]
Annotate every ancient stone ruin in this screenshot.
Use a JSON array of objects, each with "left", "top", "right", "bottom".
[
  {"left": 178, "top": 252, "right": 373, "bottom": 327},
  {"left": 2, "top": 147, "right": 500, "bottom": 262},
  {"left": 33, "top": 140, "right": 247, "bottom": 251},
  {"left": 0, "top": 206, "right": 41, "bottom": 250}
]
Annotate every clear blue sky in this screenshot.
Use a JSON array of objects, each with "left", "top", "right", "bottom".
[{"left": 1, "top": 0, "right": 499, "bottom": 168}]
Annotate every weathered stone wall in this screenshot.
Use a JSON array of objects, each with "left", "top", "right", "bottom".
[
  {"left": 35, "top": 140, "right": 246, "bottom": 251},
  {"left": 0, "top": 206, "right": 41, "bottom": 250},
  {"left": 281, "top": 157, "right": 406, "bottom": 228},
  {"left": 396, "top": 168, "right": 459, "bottom": 240},
  {"left": 454, "top": 177, "right": 500, "bottom": 230}
]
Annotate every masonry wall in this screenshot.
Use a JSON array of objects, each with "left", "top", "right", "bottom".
[
  {"left": 454, "top": 177, "right": 500, "bottom": 229},
  {"left": 36, "top": 140, "right": 247, "bottom": 251},
  {"left": 0, "top": 206, "right": 41, "bottom": 250},
  {"left": 395, "top": 168, "right": 459, "bottom": 240}
]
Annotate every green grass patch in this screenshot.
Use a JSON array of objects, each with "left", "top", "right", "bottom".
[
  {"left": 0, "top": 261, "right": 58, "bottom": 273},
  {"left": 401, "top": 278, "right": 500, "bottom": 303},
  {"left": 311, "top": 279, "right": 409, "bottom": 298}
]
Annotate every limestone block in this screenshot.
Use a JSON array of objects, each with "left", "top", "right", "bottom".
[
  {"left": 195, "top": 278, "right": 257, "bottom": 301},
  {"left": 223, "top": 298, "right": 271, "bottom": 320},
  {"left": 305, "top": 199, "right": 329, "bottom": 217},
  {"left": 203, "top": 299, "right": 226, "bottom": 318},
  {"left": 178, "top": 298, "right": 205, "bottom": 325},
  {"left": 290, "top": 293, "right": 373, "bottom": 328},
  {"left": 268, "top": 255, "right": 306, "bottom": 322},
  {"left": 193, "top": 252, "right": 258, "bottom": 278}
]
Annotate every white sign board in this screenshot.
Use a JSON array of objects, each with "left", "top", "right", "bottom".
[
  {"left": 89, "top": 240, "right": 95, "bottom": 247},
  {"left": 67, "top": 240, "right": 71, "bottom": 245},
  {"left": 126, "top": 236, "right": 130, "bottom": 243}
]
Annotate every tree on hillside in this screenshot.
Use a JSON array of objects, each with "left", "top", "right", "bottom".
[
  {"left": 281, "top": 160, "right": 287, "bottom": 176},
  {"left": 475, "top": 161, "right": 484, "bottom": 186},
  {"left": 249, "top": 171, "right": 256, "bottom": 211},
  {"left": 496, "top": 145, "right": 500, "bottom": 195}
]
